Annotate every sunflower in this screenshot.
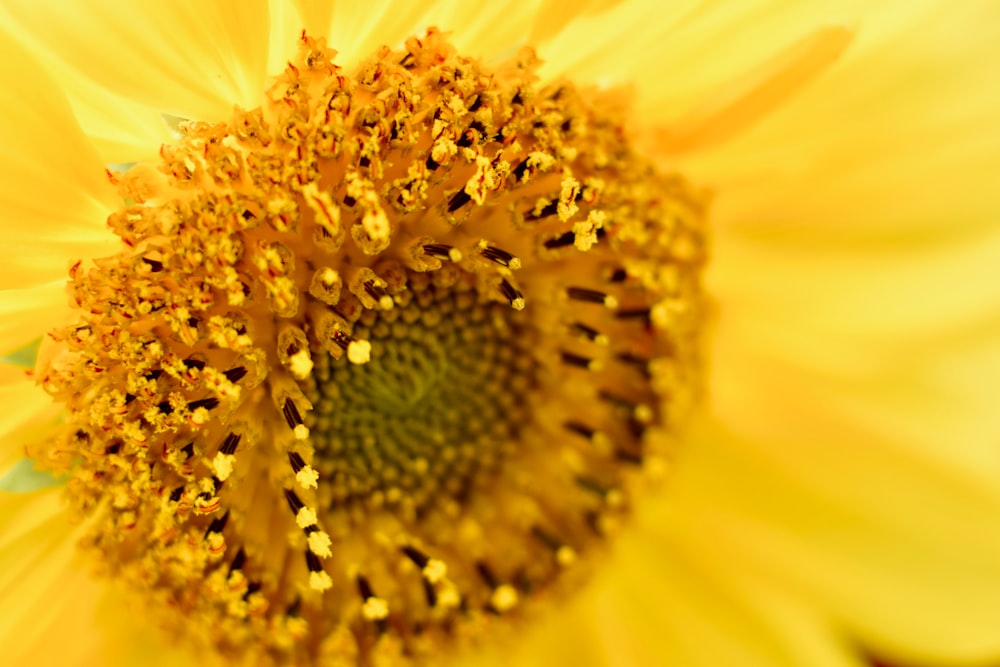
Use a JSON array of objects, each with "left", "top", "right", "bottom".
[{"left": 2, "top": 1, "right": 1000, "bottom": 666}]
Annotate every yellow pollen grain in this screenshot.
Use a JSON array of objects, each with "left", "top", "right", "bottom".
[
  {"left": 556, "top": 546, "right": 577, "bottom": 567},
  {"left": 435, "top": 583, "right": 461, "bottom": 610},
  {"left": 296, "top": 507, "right": 318, "bottom": 529},
  {"left": 308, "top": 531, "right": 333, "bottom": 558},
  {"left": 347, "top": 340, "right": 372, "bottom": 365},
  {"left": 310, "top": 571, "right": 333, "bottom": 592},
  {"left": 212, "top": 452, "right": 236, "bottom": 482},
  {"left": 422, "top": 559, "right": 447, "bottom": 584},
  {"left": 289, "top": 349, "right": 314, "bottom": 379},
  {"left": 362, "top": 597, "right": 390, "bottom": 621},
  {"left": 296, "top": 465, "right": 320, "bottom": 490},
  {"left": 294, "top": 424, "right": 311, "bottom": 440},
  {"left": 490, "top": 585, "right": 519, "bottom": 613}
]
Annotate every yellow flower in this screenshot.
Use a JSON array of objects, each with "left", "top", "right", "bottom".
[{"left": 2, "top": 1, "right": 1000, "bottom": 666}]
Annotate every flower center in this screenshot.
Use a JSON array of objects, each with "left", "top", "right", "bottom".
[
  {"left": 33, "top": 29, "right": 708, "bottom": 666},
  {"left": 303, "top": 271, "right": 536, "bottom": 517}
]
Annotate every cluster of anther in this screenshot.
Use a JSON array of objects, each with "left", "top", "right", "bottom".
[{"left": 32, "top": 28, "right": 708, "bottom": 667}]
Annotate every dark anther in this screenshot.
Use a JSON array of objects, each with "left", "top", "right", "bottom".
[
  {"left": 479, "top": 244, "right": 517, "bottom": 268},
  {"left": 144, "top": 370, "right": 163, "bottom": 381},
  {"left": 543, "top": 231, "right": 576, "bottom": 249},
  {"left": 169, "top": 486, "right": 185, "bottom": 502},
  {"left": 530, "top": 526, "right": 564, "bottom": 552},
  {"left": 282, "top": 398, "right": 304, "bottom": 428},
  {"left": 358, "top": 155, "right": 370, "bottom": 168},
  {"left": 607, "top": 267, "right": 628, "bottom": 283},
  {"left": 526, "top": 199, "right": 559, "bottom": 220},
  {"left": 141, "top": 258, "right": 164, "bottom": 272},
  {"left": 468, "top": 95, "right": 483, "bottom": 112},
  {"left": 422, "top": 243, "right": 457, "bottom": 260},
  {"left": 511, "top": 90, "right": 524, "bottom": 105},
  {"left": 560, "top": 119, "right": 572, "bottom": 133},
  {"left": 617, "top": 352, "right": 651, "bottom": 377},
  {"left": 615, "top": 308, "right": 651, "bottom": 322},
  {"left": 401, "top": 545, "right": 430, "bottom": 569},
  {"left": 329, "top": 329, "right": 356, "bottom": 352},
  {"left": 356, "top": 574, "right": 376, "bottom": 600},
  {"left": 219, "top": 432, "right": 241, "bottom": 455},
  {"left": 303, "top": 524, "right": 319, "bottom": 535},
  {"left": 187, "top": 397, "right": 220, "bottom": 412},
  {"left": 563, "top": 421, "right": 596, "bottom": 441},
  {"left": 182, "top": 358, "right": 206, "bottom": 370},
  {"left": 423, "top": 578, "right": 438, "bottom": 607},
  {"left": 343, "top": 194, "right": 357, "bottom": 207},
  {"left": 614, "top": 448, "right": 644, "bottom": 466},
  {"left": 305, "top": 551, "right": 323, "bottom": 572},
  {"left": 567, "top": 287, "right": 611, "bottom": 304},
  {"left": 598, "top": 389, "right": 639, "bottom": 412},
  {"left": 364, "top": 280, "right": 388, "bottom": 301},
  {"left": 124, "top": 393, "right": 136, "bottom": 405},
  {"left": 425, "top": 155, "right": 440, "bottom": 171},
  {"left": 241, "top": 209, "right": 255, "bottom": 220},
  {"left": 286, "top": 597, "right": 302, "bottom": 617},
  {"left": 157, "top": 401, "right": 173, "bottom": 415},
  {"left": 498, "top": 279, "right": 523, "bottom": 307},
  {"left": 187, "top": 317, "right": 200, "bottom": 328},
  {"left": 447, "top": 189, "right": 472, "bottom": 212},
  {"left": 560, "top": 351, "right": 594, "bottom": 370},
  {"left": 223, "top": 366, "right": 248, "bottom": 383},
  {"left": 512, "top": 159, "right": 529, "bottom": 181},
  {"left": 205, "top": 510, "right": 230, "bottom": 536},
  {"left": 574, "top": 475, "right": 609, "bottom": 497},
  {"left": 284, "top": 488, "right": 305, "bottom": 514},
  {"left": 288, "top": 451, "right": 306, "bottom": 473},
  {"left": 243, "top": 581, "right": 262, "bottom": 600},
  {"left": 475, "top": 561, "right": 499, "bottom": 589},
  {"left": 570, "top": 322, "right": 603, "bottom": 343},
  {"left": 229, "top": 547, "right": 247, "bottom": 573}
]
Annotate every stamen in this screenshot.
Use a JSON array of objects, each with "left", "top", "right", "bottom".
[
  {"left": 478, "top": 241, "right": 521, "bottom": 270},
  {"left": 566, "top": 287, "right": 618, "bottom": 309},
  {"left": 498, "top": 279, "right": 525, "bottom": 310}
]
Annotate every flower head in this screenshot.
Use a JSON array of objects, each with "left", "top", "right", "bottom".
[{"left": 2, "top": 2, "right": 1000, "bottom": 667}]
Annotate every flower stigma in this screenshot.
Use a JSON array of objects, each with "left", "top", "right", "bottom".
[{"left": 31, "top": 29, "right": 708, "bottom": 666}]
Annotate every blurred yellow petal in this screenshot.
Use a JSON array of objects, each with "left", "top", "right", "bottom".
[
  {"left": 3, "top": 0, "right": 271, "bottom": 121},
  {"left": 671, "top": 414, "right": 1000, "bottom": 665},
  {"left": 0, "top": 489, "right": 192, "bottom": 667},
  {"left": 0, "top": 32, "right": 119, "bottom": 283},
  {"left": 0, "top": 363, "right": 57, "bottom": 473},
  {"left": 0, "top": 282, "right": 72, "bottom": 354}
]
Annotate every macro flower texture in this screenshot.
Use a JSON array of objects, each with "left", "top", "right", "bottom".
[{"left": 2, "top": 0, "right": 1000, "bottom": 666}]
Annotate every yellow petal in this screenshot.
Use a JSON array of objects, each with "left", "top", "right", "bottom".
[
  {"left": 671, "top": 415, "right": 1000, "bottom": 665},
  {"left": 654, "top": 24, "right": 854, "bottom": 153},
  {"left": 4, "top": 0, "right": 271, "bottom": 121},
  {"left": 0, "top": 363, "right": 58, "bottom": 473},
  {"left": 0, "top": 282, "right": 72, "bottom": 353},
  {"left": 0, "top": 29, "right": 119, "bottom": 287},
  {"left": 0, "top": 489, "right": 193, "bottom": 666}
]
